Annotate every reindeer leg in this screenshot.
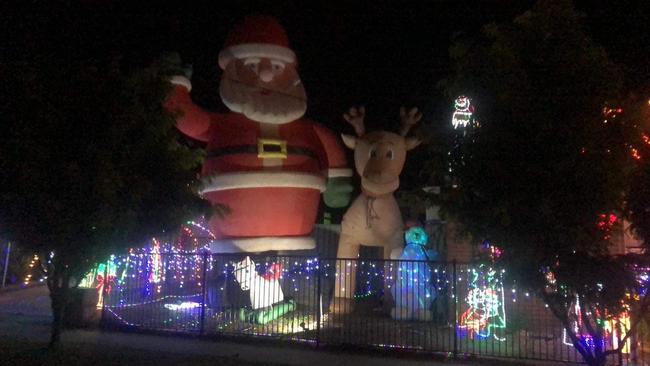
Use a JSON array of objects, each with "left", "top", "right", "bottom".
[
  {"left": 383, "top": 230, "right": 405, "bottom": 315},
  {"left": 331, "top": 233, "right": 359, "bottom": 314}
]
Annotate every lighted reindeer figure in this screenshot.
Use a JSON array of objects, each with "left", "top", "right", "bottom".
[{"left": 332, "top": 106, "right": 422, "bottom": 313}]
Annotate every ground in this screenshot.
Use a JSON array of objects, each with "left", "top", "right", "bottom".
[
  {"left": 0, "top": 337, "right": 281, "bottom": 366},
  {"left": 0, "top": 286, "right": 486, "bottom": 366}
]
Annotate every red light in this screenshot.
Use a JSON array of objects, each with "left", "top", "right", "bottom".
[{"left": 608, "top": 214, "right": 617, "bottom": 225}]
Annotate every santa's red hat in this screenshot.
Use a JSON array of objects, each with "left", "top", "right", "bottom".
[{"left": 218, "top": 15, "right": 296, "bottom": 69}]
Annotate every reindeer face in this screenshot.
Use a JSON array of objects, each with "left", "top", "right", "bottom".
[
  {"left": 357, "top": 131, "right": 406, "bottom": 192},
  {"left": 343, "top": 131, "right": 420, "bottom": 197},
  {"left": 341, "top": 106, "right": 422, "bottom": 197}
]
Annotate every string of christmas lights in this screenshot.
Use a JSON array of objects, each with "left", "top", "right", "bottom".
[
  {"left": 23, "top": 253, "right": 43, "bottom": 286},
  {"left": 457, "top": 264, "right": 507, "bottom": 341}
]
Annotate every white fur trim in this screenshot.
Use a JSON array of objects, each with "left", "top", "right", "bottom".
[
  {"left": 169, "top": 75, "right": 192, "bottom": 92},
  {"left": 327, "top": 168, "right": 353, "bottom": 178},
  {"left": 219, "top": 43, "right": 296, "bottom": 69},
  {"left": 341, "top": 134, "right": 357, "bottom": 150},
  {"left": 201, "top": 172, "right": 326, "bottom": 193},
  {"left": 210, "top": 236, "right": 315, "bottom": 253}
]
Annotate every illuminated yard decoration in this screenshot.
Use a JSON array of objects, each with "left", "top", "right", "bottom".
[
  {"left": 563, "top": 295, "right": 586, "bottom": 347},
  {"left": 233, "top": 256, "right": 295, "bottom": 324},
  {"left": 563, "top": 297, "right": 638, "bottom": 354},
  {"left": 559, "top": 212, "right": 634, "bottom": 351},
  {"left": 458, "top": 264, "right": 506, "bottom": 341},
  {"left": 600, "top": 106, "right": 647, "bottom": 161},
  {"left": 78, "top": 258, "right": 118, "bottom": 308},
  {"left": 79, "top": 220, "right": 215, "bottom": 306},
  {"left": 451, "top": 96, "right": 474, "bottom": 129},
  {"left": 448, "top": 96, "right": 476, "bottom": 178},
  {"left": 558, "top": 212, "right": 636, "bottom": 353},
  {"left": 334, "top": 105, "right": 422, "bottom": 312},
  {"left": 233, "top": 256, "right": 284, "bottom": 309},
  {"left": 390, "top": 227, "right": 437, "bottom": 320},
  {"left": 562, "top": 295, "right": 633, "bottom": 354},
  {"left": 597, "top": 213, "right": 617, "bottom": 241},
  {"left": 605, "top": 311, "right": 631, "bottom": 354},
  {"left": 149, "top": 238, "right": 162, "bottom": 284}
]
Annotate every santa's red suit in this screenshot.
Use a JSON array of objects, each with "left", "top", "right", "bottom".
[{"left": 165, "top": 16, "right": 351, "bottom": 253}]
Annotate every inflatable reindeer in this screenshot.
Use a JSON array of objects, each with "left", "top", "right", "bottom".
[{"left": 332, "top": 106, "right": 422, "bottom": 312}]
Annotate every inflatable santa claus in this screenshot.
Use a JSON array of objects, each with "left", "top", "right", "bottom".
[{"left": 166, "top": 16, "right": 352, "bottom": 253}]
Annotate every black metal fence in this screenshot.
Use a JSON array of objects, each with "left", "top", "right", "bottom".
[{"left": 99, "top": 253, "right": 649, "bottom": 365}]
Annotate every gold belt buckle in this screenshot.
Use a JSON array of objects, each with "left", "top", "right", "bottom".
[{"left": 257, "top": 138, "right": 288, "bottom": 159}]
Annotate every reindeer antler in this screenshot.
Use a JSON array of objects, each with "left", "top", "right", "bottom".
[
  {"left": 343, "top": 106, "right": 365, "bottom": 137},
  {"left": 399, "top": 107, "right": 422, "bottom": 136}
]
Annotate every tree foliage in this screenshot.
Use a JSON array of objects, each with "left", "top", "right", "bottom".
[
  {"left": 442, "top": 1, "right": 648, "bottom": 365},
  {"left": 627, "top": 98, "right": 650, "bottom": 248},
  {"left": 0, "top": 57, "right": 210, "bottom": 345}
]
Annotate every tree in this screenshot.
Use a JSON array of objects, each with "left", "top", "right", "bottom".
[
  {"left": 441, "top": 1, "right": 649, "bottom": 365},
  {"left": 0, "top": 57, "right": 210, "bottom": 347},
  {"left": 627, "top": 94, "right": 650, "bottom": 248}
]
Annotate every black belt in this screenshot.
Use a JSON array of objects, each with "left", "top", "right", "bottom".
[{"left": 207, "top": 145, "right": 318, "bottom": 160}]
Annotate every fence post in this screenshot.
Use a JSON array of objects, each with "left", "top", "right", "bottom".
[
  {"left": 618, "top": 349, "right": 623, "bottom": 366},
  {"left": 452, "top": 259, "right": 458, "bottom": 359},
  {"left": 1, "top": 242, "right": 10, "bottom": 289},
  {"left": 316, "top": 258, "right": 321, "bottom": 348},
  {"left": 200, "top": 252, "right": 208, "bottom": 336}
]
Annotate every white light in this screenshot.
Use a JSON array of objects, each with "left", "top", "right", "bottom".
[
  {"left": 164, "top": 301, "right": 200, "bottom": 311},
  {"left": 452, "top": 112, "right": 472, "bottom": 128},
  {"left": 452, "top": 96, "right": 473, "bottom": 129}
]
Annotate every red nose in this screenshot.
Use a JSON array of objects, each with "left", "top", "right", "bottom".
[{"left": 259, "top": 69, "right": 274, "bottom": 83}]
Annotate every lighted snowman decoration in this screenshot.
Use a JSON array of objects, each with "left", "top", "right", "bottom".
[
  {"left": 451, "top": 96, "right": 473, "bottom": 129},
  {"left": 390, "top": 227, "right": 437, "bottom": 320}
]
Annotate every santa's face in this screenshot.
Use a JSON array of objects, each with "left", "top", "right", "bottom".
[{"left": 220, "top": 57, "right": 307, "bottom": 124}]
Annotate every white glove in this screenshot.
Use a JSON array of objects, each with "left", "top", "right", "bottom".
[{"left": 169, "top": 75, "right": 192, "bottom": 92}]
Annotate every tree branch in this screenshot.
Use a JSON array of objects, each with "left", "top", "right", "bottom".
[
  {"left": 603, "top": 291, "right": 650, "bottom": 356},
  {"left": 540, "top": 291, "right": 593, "bottom": 363}
]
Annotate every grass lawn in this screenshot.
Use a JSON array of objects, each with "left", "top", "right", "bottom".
[{"left": 0, "top": 337, "right": 284, "bottom": 366}]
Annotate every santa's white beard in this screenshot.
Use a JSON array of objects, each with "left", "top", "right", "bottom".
[{"left": 220, "top": 77, "right": 307, "bottom": 124}]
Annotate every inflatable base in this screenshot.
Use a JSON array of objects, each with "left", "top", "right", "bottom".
[
  {"left": 209, "top": 236, "right": 315, "bottom": 253},
  {"left": 329, "top": 297, "right": 355, "bottom": 314},
  {"left": 239, "top": 299, "right": 296, "bottom": 325},
  {"left": 391, "top": 307, "right": 433, "bottom": 321}
]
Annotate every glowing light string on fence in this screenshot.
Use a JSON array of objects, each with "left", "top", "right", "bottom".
[
  {"left": 163, "top": 301, "right": 201, "bottom": 311},
  {"left": 104, "top": 293, "right": 201, "bottom": 309},
  {"left": 79, "top": 221, "right": 213, "bottom": 308},
  {"left": 150, "top": 238, "right": 161, "bottom": 284}
]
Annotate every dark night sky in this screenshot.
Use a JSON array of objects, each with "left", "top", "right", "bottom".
[{"left": 5, "top": 0, "right": 649, "bottom": 134}]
